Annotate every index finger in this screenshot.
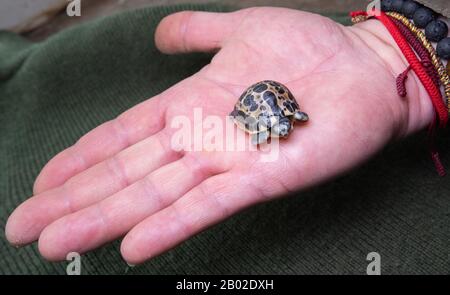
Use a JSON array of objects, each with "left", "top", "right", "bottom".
[{"left": 32, "top": 87, "right": 177, "bottom": 194}]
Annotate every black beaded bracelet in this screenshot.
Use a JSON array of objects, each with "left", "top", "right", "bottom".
[{"left": 381, "top": 0, "right": 450, "bottom": 60}]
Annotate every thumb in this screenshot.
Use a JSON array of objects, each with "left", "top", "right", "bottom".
[{"left": 155, "top": 9, "right": 252, "bottom": 54}]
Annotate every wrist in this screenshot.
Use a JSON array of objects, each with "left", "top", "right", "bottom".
[{"left": 348, "top": 19, "right": 435, "bottom": 137}]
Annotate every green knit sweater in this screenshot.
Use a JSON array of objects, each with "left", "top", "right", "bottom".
[
  {"left": 0, "top": 3, "right": 448, "bottom": 275},
  {"left": 417, "top": 0, "right": 449, "bottom": 18}
]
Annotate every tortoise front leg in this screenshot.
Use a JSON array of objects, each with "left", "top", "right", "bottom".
[{"left": 251, "top": 131, "right": 270, "bottom": 145}]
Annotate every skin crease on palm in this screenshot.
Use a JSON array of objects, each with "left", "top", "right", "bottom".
[{"left": 5, "top": 7, "right": 435, "bottom": 265}]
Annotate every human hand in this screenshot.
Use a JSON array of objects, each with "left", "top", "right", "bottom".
[{"left": 5, "top": 7, "right": 434, "bottom": 264}]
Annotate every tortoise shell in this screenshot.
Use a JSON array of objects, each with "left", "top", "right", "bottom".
[{"left": 230, "top": 80, "right": 308, "bottom": 137}]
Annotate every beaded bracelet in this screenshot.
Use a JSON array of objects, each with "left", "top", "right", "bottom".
[
  {"left": 350, "top": 11, "right": 448, "bottom": 126},
  {"left": 387, "top": 12, "right": 450, "bottom": 110},
  {"left": 351, "top": 8, "right": 450, "bottom": 108},
  {"left": 378, "top": 1, "right": 450, "bottom": 106},
  {"left": 350, "top": 2, "right": 450, "bottom": 176},
  {"left": 380, "top": 0, "right": 450, "bottom": 60}
]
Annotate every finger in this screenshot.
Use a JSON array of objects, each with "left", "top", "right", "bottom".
[
  {"left": 33, "top": 93, "right": 166, "bottom": 195},
  {"left": 155, "top": 9, "right": 253, "bottom": 54},
  {"left": 120, "top": 172, "right": 262, "bottom": 265},
  {"left": 5, "top": 130, "right": 178, "bottom": 246},
  {"left": 37, "top": 153, "right": 228, "bottom": 261}
]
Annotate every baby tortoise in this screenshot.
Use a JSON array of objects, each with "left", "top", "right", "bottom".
[{"left": 230, "top": 80, "right": 309, "bottom": 145}]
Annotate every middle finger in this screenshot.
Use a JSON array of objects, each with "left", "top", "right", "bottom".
[
  {"left": 6, "top": 129, "right": 180, "bottom": 246},
  {"left": 37, "top": 152, "right": 228, "bottom": 260}
]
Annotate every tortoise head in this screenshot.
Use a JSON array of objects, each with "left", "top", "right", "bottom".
[{"left": 294, "top": 111, "right": 309, "bottom": 122}]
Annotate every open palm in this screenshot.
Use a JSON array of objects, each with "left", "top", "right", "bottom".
[{"left": 6, "top": 7, "right": 433, "bottom": 264}]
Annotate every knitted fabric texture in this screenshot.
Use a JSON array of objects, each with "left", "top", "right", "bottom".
[
  {"left": 0, "top": 4, "right": 449, "bottom": 275},
  {"left": 416, "top": 0, "right": 449, "bottom": 18}
]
